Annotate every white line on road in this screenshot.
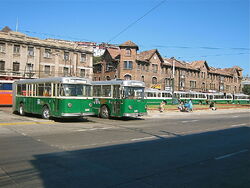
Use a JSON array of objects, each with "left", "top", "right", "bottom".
[
  {"left": 131, "top": 136, "right": 155, "bottom": 141},
  {"left": 232, "top": 116, "right": 239, "bottom": 118},
  {"left": 215, "top": 149, "right": 249, "bottom": 160},
  {"left": 181, "top": 120, "right": 199, "bottom": 123},
  {"left": 76, "top": 127, "right": 114, "bottom": 132},
  {"left": 231, "top": 123, "right": 247, "bottom": 127}
]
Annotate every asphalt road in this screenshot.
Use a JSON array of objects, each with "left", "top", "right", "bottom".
[{"left": 0, "top": 108, "right": 249, "bottom": 188}]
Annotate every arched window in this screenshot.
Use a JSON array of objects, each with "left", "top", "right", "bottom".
[
  {"left": 106, "top": 76, "right": 111, "bottom": 80},
  {"left": 152, "top": 77, "right": 157, "bottom": 84},
  {"left": 141, "top": 75, "right": 144, "bottom": 82},
  {"left": 125, "top": 48, "right": 131, "bottom": 56},
  {"left": 124, "top": 74, "right": 131, "bottom": 80}
]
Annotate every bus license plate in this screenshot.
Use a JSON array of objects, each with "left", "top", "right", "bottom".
[
  {"left": 134, "top": 110, "right": 138, "bottom": 112},
  {"left": 85, "top": 109, "right": 90, "bottom": 111}
]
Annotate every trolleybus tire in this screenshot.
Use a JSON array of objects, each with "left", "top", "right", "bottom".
[
  {"left": 19, "top": 103, "right": 25, "bottom": 116},
  {"left": 42, "top": 106, "right": 50, "bottom": 119},
  {"left": 100, "top": 105, "right": 110, "bottom": 119}
]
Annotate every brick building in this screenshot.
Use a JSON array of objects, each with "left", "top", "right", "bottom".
[
  {"left": 0, "top": 26, "right": 93, "bottom": 80},
  {"left": 93, "top": 40, "right": 243, "bottom": 93}
]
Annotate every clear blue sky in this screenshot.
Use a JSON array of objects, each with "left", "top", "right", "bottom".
[{"left": 1, "top": 0, "right": 249, "bottom": 75}]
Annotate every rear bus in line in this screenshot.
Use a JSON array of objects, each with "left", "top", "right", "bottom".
[
  {"left": 13, "top": 77, "right": 94, "bottom": 119},
  {"left": 233, "top": 93, "right": 250, "bottom": 104},
  {"left": 92, "top": 79, "right": 147, "bottom": 119},
  {"left": 0, "top": 80, "right": 14, "bottom": 106}
]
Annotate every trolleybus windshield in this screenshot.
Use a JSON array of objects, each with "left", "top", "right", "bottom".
[
  {"left": 61, "top": 84, "right": 91, "bottom": 97},
  {"left": 123, "top": 87, "right": 144, "bottom": 99}
]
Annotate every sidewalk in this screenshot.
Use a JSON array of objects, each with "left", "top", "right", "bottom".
[{"left": 146, "top": 107, "right": 250, "bottom": 118}]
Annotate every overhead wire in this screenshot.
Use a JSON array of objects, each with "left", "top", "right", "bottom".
[{"left": 107, "top": 0, "right": 167, "bottom": 43}]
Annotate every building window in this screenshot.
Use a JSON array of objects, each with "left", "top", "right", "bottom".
[
  {"left": 13, "top": 62, "right": 20, "bottom": 72},
  {"left": 0, "top": 43, "right": 6, "bottom": 53},
  {"left": 0, "top": 61, "right": 5, "bottom": 71},
  {"left": 26, "top": 63, "right": 33, "bottom": 72},
  {"left": 141, "top": 75, "right": 144, "bottom": 82},
  {"left": 80, "top": 69, "right": 85, "bottom": 77},
  {"left": 44, "top": 65, "right": 51, "bottom": 75},
  {"left": 106, "top": 76, "right": 111, "bottom": 80},
  {"left": 13, "top": 45, "right": 20, "bottom": 54},
  {"left": 63, "top": 67, "right": 69, "bottom": 76},
  {"left": 124, "top": 61, "right": 133, "bottom": 69},
  {"left": 137, "top": 63, "right": 141, "bottom": 70},
  {"left": 28, "top": 47, "right": 34, "bottom": 56},
  {"left": 165, "top": 78, "right": 172, "bottom": 87},
  {"left": 190, "top": 81, "right": 196, "bottom": 89},
  {"left": 124, "top": 74, "right": 131, "bottom": 80},
  {"left": 152, "top": 64, "right": 158, "bottom": 73},
  {"left": 106, "top": 62, "right": 113, "bottom": 72},
  {"left": 152, "top": 77, "right": 157, "bottom": 84},
  {"left": 80, "top": 54, "right": 86, "bottom": 62},
  {"left": 125, "top": 48, "right": 131, "bottom": 56},
  {"left": 64, "top": 52, "right": 69, "bottom": 61},
  {"left": 44, "top": 49, "right": 51, "bottom": 58}
]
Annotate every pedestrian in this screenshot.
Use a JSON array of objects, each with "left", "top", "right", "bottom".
[
  {"left": 188, "top": 99, "right": 193, "bottom": 112},
  {"left": 209, "top": 101, "right": 217, "bottom": 110},
  {"left": 159, "top": 101, "right": 166, "bottom": 112}
]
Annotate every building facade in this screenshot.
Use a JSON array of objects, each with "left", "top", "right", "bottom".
[
  {"left": 0, "top": 26, "right": 93, "bottom": 80},
  {"left": 93, "top": 40, "right": 243, "bottom": 93}
]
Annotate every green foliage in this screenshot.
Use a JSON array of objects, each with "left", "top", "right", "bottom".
[
  {"left": 242, "top": 85, "right": 250, "bottom": 95},
  {"left": 93, "top": 56, "right": 102, "bottom": 64}
]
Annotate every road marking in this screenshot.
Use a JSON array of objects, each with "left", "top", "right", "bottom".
[
  {"left": 76, "top": 127, "right": 114, "bottom": 132},
  {"left": 231, "top": 123, "right": 246, "bottom": 127},
  {"left": 0, "top": 121, "right": 55, "bottom": 126},
  {"left": 232, "top": 116, "right": 239, "bottom": 118},
  {"left": 131, "top": 136, "right": 155, "bottom": 141},
  {"left": 181, "top": 120, "right": 199, "bottom": 123},
  {"left": 215, "top": 149, "right": 249, "bottom": 160}
]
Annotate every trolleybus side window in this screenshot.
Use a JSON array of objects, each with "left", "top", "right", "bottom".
[
  {"left": 17, "top": 84, "right": 27, "bottom": 96},
  {"left": 102, "top": 85, "right": 111, "bottom": 97},
  {"left": 113, "top": 85, "right": 120, "bottom": 99},
  {"left": 93, "top": 85, "right": 101, "bottom": 97}
]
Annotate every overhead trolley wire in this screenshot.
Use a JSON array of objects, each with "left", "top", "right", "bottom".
[{"left": 107, "top": 0, "right": 167, "bottom": 43}]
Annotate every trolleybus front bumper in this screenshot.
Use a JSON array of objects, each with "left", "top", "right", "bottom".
[
  {"left": 61, "top": 112, "right": 95, "bottom": 117},
  {"left": 123, "top": 112, "right": 147, "bottom": 117}
]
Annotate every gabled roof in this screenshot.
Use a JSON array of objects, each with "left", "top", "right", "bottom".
[
  {"left": 137, "top": 49, "right": 164, "bottom": 63},
  {"left": 119, "top": 40, "right": 139, "bottom": 50},
  {"left": 106, "top": 48, "right": 120, "bottom": 59},
  {"left": 190, "top": 60, "right": 209, "bottom": 70}
]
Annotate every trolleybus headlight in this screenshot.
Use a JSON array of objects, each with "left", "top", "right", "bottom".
[
  {"left": 128, "top": 105, "right": 133, "bottom": 110},
  {"left": 89, "top": 103, "right": 93, "bottom": 107},
  {"left": 68, "top": 103, "right": 72, "bottom": 108}
]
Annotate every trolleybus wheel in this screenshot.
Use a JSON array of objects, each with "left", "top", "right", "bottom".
[
  {"left": 19, "top": 103, "right": 25, "bottom": 116},
  {"left": 42, "top": 106, "right": 50, "bottom": 119},
  {"left": 100, "top": 105, "right": 110, "bottom": 119}
]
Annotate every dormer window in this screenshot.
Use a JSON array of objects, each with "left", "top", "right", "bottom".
[{"left": 125, "top": 48, "right": 131, "bottom": 56}]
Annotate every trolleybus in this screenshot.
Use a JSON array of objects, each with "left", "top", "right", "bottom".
[
  {"left": 233, "top": 93, "right": 250, "bottom": 104},
  {"left": 92, "top": 79, "right": 147, "bottom": 118},
  {"left": 13, "top": 77, "right": 94, "bottom": 119},
  {"left": 0, "top": 80, "right": 14, "bottom": 106},
  {"left": 206, "top": 92, "right": 233, "bottom": 104}
]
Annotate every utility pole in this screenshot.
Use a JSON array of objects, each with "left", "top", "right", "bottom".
[{"left": 172, "top": 59, "right": 175, "bottom": 95}]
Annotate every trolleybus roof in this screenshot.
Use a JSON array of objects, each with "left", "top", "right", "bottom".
[{"left": 14, "top": 77, "right": 91, "bottom": 85}]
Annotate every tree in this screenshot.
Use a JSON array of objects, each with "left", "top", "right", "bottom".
[
  {"left": 93, "top": 56, "right": 102, "bottom": 65},
  {"left": 242, "top": 85, "right": 250, "bottom": 95}
]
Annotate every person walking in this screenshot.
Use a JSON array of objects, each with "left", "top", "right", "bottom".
[
  {"left": 159, "top": 101, "right": 166, "bottom": 112},
  {"left": 188, "top": 99, "right": 193, "bottom": 112}
]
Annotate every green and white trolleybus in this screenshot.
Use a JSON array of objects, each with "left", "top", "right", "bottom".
[
  {"left": 92, "top": 79, "right": 147, "bottom": 118},
  {"left": 13, "top": 77, "right": 94, "bottom": 119}
]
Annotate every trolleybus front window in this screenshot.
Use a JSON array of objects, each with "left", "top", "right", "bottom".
[
  {"left": 123, "top": 87, "right": 144, "bottom": 99},
  {"left": 61, "top": 84, "right": 91, "bottom": 97}
]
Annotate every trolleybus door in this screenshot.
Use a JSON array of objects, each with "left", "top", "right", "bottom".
[{"left": 112, "top": 85, "right": 121, "bottom": 115}]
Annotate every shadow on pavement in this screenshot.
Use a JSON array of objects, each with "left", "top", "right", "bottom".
[{"left": 1, "top": 127, "right": 250, "bottom": 188}]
